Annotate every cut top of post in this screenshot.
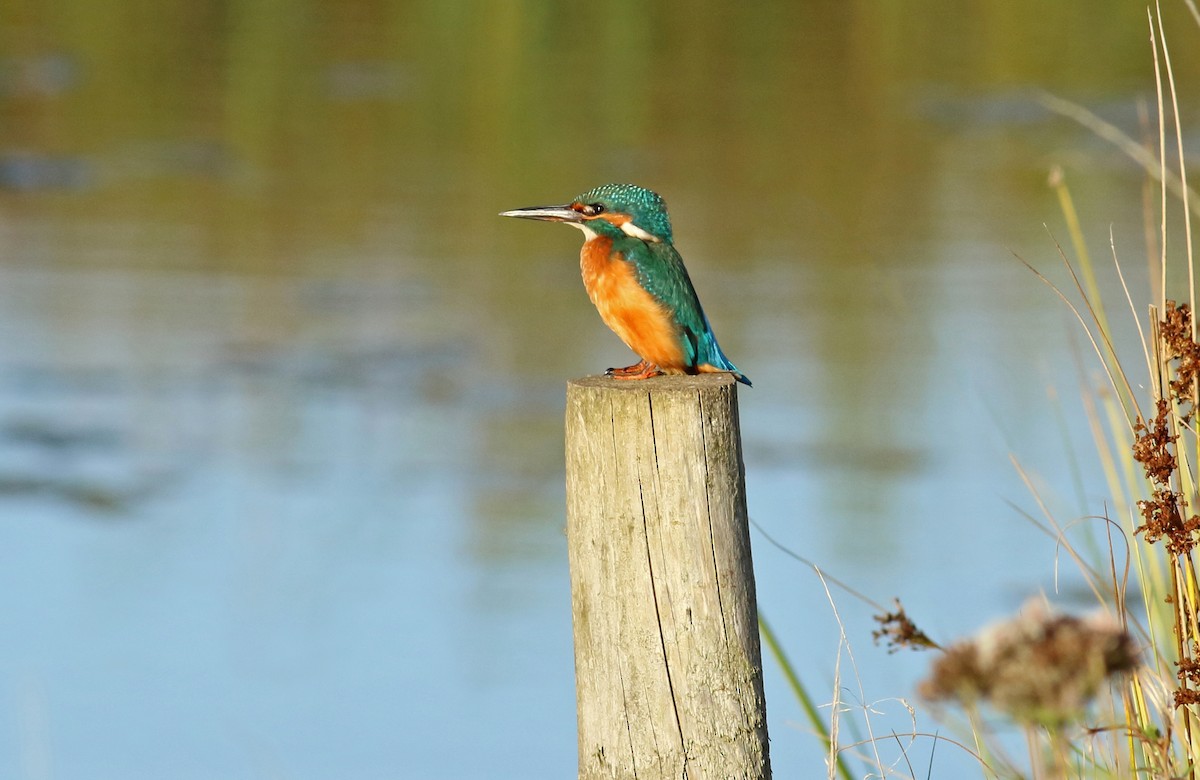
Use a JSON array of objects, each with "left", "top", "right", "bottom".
[{"left": 567, "top": 373, "right": 739, "bottom": 392}]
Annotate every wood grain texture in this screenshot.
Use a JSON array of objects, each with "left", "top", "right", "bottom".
[{"left": 565, "top": 374, "right": 770, "bottom": 780}]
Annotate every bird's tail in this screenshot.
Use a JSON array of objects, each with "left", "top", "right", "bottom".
[{"left": 699, "top": 319, "right": 752, "bottom": 387}]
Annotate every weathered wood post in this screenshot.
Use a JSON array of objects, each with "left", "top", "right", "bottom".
[{"left": 565, "top": 373, "right": 770, "bottom": 780}]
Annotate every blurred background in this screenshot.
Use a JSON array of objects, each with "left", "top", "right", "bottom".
[{"left": 2, "top": 2, "right": 1198, "bottom": 778}]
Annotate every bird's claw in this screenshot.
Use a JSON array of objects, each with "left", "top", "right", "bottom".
[{"left": 606, "top": 359, "right": 664, "bottom": 380}]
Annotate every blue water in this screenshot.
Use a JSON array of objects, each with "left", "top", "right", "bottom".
[{"left": 0, "top": 212, "right": 1131, "bottom": 778}]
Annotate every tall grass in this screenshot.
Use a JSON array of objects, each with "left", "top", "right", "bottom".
[
  {"left": 764, "top": 5, "right": 1200, "bottom": 778},
  {"left": 912, "top": 5, "right": 1200, "bottom": 777}
]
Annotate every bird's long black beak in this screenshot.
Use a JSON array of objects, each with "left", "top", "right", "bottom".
[{"left": 498, "top": 205, "right": 582, "bottom": 223}]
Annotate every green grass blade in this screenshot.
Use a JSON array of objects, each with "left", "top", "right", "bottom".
[{"left": 759, "top": 613, "right": 855, "bottom": 780}]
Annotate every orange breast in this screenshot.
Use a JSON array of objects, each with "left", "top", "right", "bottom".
[{"left": 580, "top": 238, "right": 686, "bottom": 371}]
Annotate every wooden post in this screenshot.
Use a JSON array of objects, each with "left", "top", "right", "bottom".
[{"left": 565, "top": 374, "right": 770, "bottom": 780}]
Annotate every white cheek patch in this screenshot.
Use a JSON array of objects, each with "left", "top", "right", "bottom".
[{"left": 619, "top": 220, "right": 660, "bottom": 243}]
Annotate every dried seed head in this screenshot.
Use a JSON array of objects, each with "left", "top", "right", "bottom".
[
  {"left": 872, "top": 598, "right": 938, "bottom": 653},
  {"left": 1161, "top": 301, "right": 1200, "bottom": 412},
  {"left": 918, "top": 601, "right": 1138, "bottom": 726},
  {"left": 1132, "top": 399, "right": 1177, "bottom": 485}
]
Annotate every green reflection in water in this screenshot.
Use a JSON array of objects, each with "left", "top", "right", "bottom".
[{"left": 1, "top": 0, "right": 1192, "bottom": 548}]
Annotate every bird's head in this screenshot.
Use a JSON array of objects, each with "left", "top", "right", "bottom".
[{"left": 500, "top": 183, "right": 673, "bottom": 244}]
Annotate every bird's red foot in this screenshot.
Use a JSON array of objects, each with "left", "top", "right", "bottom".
[{"left": 606, "top": 359, "right": 664, "bottom": 380}]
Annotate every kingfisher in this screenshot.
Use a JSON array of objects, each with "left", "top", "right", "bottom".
[{"left": 500, "top": 183, "right": 751, "bottom": 386}]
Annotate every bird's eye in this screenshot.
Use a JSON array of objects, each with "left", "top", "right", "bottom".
[{"left": 580, "top": 203, "right": 605, "bottom": 217}]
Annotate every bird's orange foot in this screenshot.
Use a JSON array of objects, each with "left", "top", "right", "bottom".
[
  {"left": 606, "top": 359, "right": 650, "bottom": 378},
  {"left": 606, "top": 359, "right": 664, "bottom": 380}
]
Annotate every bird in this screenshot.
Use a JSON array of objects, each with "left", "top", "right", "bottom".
[{"left": 500, "top": 183, "right": 751, "bottom": 386}]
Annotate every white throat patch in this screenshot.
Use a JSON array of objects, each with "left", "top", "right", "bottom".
[{"left": 566, "top": 222, "right": 599, "bottom": 241}]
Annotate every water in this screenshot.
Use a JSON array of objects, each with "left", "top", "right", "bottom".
[{"left": 1, "top": 3, "right": 1196, "bottom": 778}]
